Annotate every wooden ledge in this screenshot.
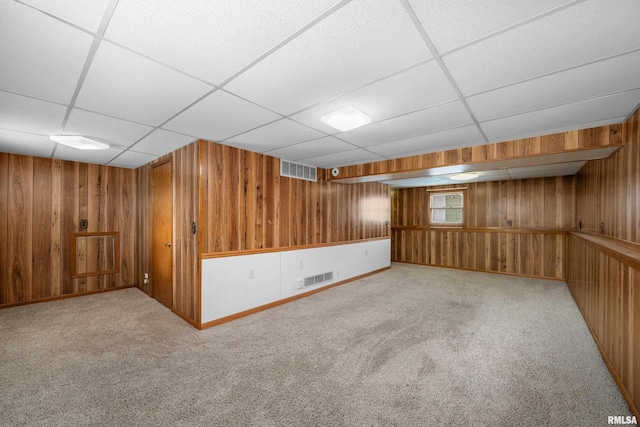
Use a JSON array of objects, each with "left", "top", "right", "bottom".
[
  {"left": 569, "top": 231, "right": 640, "bottom": 271},
  {"left": 391, "top": 226, "right": 567, "bottom": 235}
]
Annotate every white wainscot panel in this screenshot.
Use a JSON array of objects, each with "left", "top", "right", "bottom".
[
  {"left": 280, "top": 246, "right": 334, "bottom": 299},
  {"left": 201, "top": 252, "right": 281, "bottom": 323},
  {"left": 201, "top": 239, "right": 391, "bottom": 324}
]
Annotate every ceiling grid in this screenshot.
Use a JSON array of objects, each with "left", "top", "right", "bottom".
[{"left": 0, "top": 0, "right": 638, "bottom": 177}]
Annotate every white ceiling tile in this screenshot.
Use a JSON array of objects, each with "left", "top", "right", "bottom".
[
  {"left": 75, "top": 41, "right": 213, "bottom": 126},
  {"left": 0, "top": 129, "right": 55, "bottom": 157},
  {"left": 468, "top": 51, "right": 640, "bottom": 121},
  {"left": 53, "top": 145, "right": 123, "bottom": 164},
  {"left": 265, "top": 136, "right": 354, "bottom": 161},
  {"left": 64, "top": 109, "right": 154, "bottom": 149},
  {"left": 340, "top": 102, "right": 474, "bottom": 147},
  {"left": 299, "top": 149, "right": 386, "bottom": 168},
  {"left": 105, "top": 0, "right": 339, "bottom": 85},
  {"left": 0, "top": 1, "right": 94, "bottom": 104},
  {"left": 368, "top": 125, "right": 485, "bottom": 159},
  {"left": 444, "top": 0, "right": 640, "bottom": 95},
  {"left": 19, "top": 0, "right": 111, "bottom": 32},
  {"left": 0, "top": 92, "right": 67, "bottom": 135},
  {"left": 224, "top": 119, "right": 325, "bottom": 153},
  {"left": 408, "top": 0, "right": 573, "bottom": 53},
  {"left": 481, "top": 90, "right": 640, "bottom": 141},
  {"left": 163, "top": 90, "right": 281, "bottom": 142},
  {"left": 107, "top": 151, "right": 158, "bottom": 169},
  {"left": 290, "top": 61, "right": 458, "bottom": 133},
  {"left": 131, "top": 129, "right": 196, "bottom": 156},
  {"left": 224, "top": 0, "right": 431, "bottom": 115}
]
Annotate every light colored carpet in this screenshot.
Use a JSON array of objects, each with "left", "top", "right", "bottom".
[{"left": 0, "top": 263, "right": 631, "bottom": 426}]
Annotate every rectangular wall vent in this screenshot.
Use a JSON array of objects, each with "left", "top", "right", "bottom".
[
  {"left": 302, "top": 271, "right": 333, "bottom": 288},
  {"left": 281, "top": 160, "right": 317, "bottom": 182}
]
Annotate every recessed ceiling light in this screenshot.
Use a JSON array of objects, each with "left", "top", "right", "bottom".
[
  {"left": 321, "top": 106, "right": 371, "bottom": 132},
  {"left": 450, "top": 172, "right": 479, "bottom": 181},
  {"left": 50, "top": 135, "right": 110, "bottom": 150}
]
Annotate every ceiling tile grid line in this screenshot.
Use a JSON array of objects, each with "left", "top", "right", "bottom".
[
  {"left": 465, "top": 47, "right": 640, "bottom": 99},
  {"left": 1, "top": 0, "right": 639, "bottom": 171},
  {"left": 477, "top": 87, "right": 640, "bottom": 125},
  {"left": 398, "top": 0, "right": 490, "bottom": 145},
  {"left": 13, "top": 0, "right": 103, "bottom": 36},
  {"left": 215, "top": 0, "right": 354, "bottom": 90},
  {"left": 438, "top": 0, "right": 588, "bottom": 57},
  {"left": 281, "top": 57, "right": 437, "bottom": 121},
  {"left": 56, "top": 0, "right": 121, "bottom": 147}
]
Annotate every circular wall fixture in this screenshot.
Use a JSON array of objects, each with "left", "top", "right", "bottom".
[{"left": 331, "top": 167, "right": 339, "bottom": 177}]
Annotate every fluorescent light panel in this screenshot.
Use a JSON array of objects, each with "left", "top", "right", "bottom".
[
  {"left": 50, "top": 135, "right": 110, "bottom": 150},
  {"left": 450, "top": 172, "right": 479, "bottom": 181},
  {"left": 321, "top": 106, "right": 371, "bottom": 132}
]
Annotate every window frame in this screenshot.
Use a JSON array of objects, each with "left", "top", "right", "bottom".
[{"left": 427, "top": 188, "right": 466, "bottom": 228}]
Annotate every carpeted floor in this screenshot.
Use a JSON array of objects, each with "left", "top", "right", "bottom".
[{"left": 0, "top": 263, "right": 632, "bottom": 426}]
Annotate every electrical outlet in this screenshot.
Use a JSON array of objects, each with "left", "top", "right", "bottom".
[
  {"left": 143, "top": 272, "right": 149, "bottom": 284},
  {"left": 299, "top": 260, "right": 304, "bottom": 269},
  {"left": 249, "top": 269, "right": 255, "bottom": 279}
]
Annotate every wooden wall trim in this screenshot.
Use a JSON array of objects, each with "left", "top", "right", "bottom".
[
  {"left": 199, "top": 266, "right": 390, "bottom": 330},
  {"left": 566, "top": 234, "right": 640, "bottom": 418},
  {"left": 392, "top": 226, "right": 567, "bottom": 235},
  {"left": 0, "top": 284, "right": 136, "bottom": 310},
  {"left": 202, "top": 237, "right": 391, "bottom": 259},
  {"left": 329, "top": 124, "right": 622, "bottom": 182},
  {"left": 567, "top": 282, "right": 640, "bottom": 419},
  {"left": 569, "top": 231, "right": 640, "bottom": 271}
]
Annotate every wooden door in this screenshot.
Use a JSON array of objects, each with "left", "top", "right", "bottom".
[{"left": 152, "top": 160, "right": 173, "bottom": 309}]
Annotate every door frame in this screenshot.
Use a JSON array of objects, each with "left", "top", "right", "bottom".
[{"left": 150, "top": 158, "right": 174, "bottom": 308}]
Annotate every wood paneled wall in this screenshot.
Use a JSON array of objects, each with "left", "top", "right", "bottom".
[
  {"left": 390, "top": 177, "right": 574, "bottom": 279},
  {"left": 332, "top": 124, "right": 622, "bottom": 181},
  {"left": 566, "top": 233, "right": 639, "bottom": 416},
  {"left": 199, "top": 140, "right": 390, "bottom": 254},
  {"left": 391, "top": 229, "right": 565, "bottom": 279},
  {"left": 136, "top": 143, "right": 200, "bottom": 324},
  {"left": 576, "top": 109, "right": 640, "bottom": 243},
  {"left": 392, "top": 177, "right": 575, "bottom": 229},
  {"left": 0, "top": 153, "right": 136, "bottom": 307},
  {"left": 567, "top": 107, "right": 640, "bottom": 417}
]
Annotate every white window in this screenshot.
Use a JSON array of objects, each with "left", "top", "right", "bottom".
[{"left": 430, "top": 191, "right": 464, "bottom": 226}]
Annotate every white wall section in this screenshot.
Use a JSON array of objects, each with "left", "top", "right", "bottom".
[{"left": 201, "top": 239, "right": 390, "bottom": 324}]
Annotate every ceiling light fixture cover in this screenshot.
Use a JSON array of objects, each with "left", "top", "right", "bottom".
[
  {"left": 50, "top": 135, "right": 110, "bottom": 150},
  {"left": 450, "top": 172, "right": 479, "bottom": 181},
  {"left": 321, "top": 106, "right": 371, "bottom": 132}
]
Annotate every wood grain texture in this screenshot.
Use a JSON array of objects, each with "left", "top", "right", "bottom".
[
  {"left": 568, "top": 107, "right": 640, "bottom": 417},
  {"left": 566, "top": 233, "right": 639, "bottom": 417},
  {"left": 332, "top": 124, "right": 622, "bottom": 181},
  {"left": 0, "top": 154, "right": 7, "bottom": 305},
  {"left": 199, "top": 140, "right": 390, "bottom": 254},
  {"left": 0, "top": 155, "right": 136, "bottom": 307},
  {"left": 174, "top": 143, "right": 200, "bottom": 323},
  {"left": 391, "top": 177, "right": 573, "bottom": 279},
  {"left": 576, "top": 108, "right": 640, "bottom": 244},
  {"left": 392, "top": 177, "right": 575, "bottom": 229},
  {"left": 137, "top": 145, "right": 201, "bottom": 323}
]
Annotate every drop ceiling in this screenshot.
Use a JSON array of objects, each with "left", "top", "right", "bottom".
[{"left": 1, "top": 0, "right": 639, "bottom": 178}]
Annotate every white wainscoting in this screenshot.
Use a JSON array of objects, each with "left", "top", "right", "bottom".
[{"left": 201, "top": 239, "right": 390, "bottom": 324}]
